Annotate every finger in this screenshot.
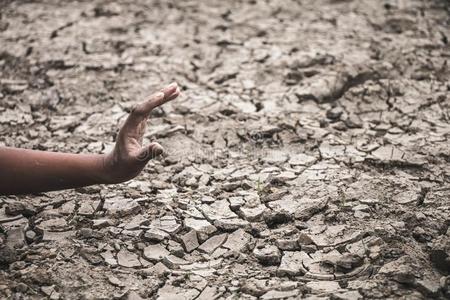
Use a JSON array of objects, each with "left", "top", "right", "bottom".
[
  {"left": 144, "top": 82, "right": 179, "bottom": 111},
  {"left": 124, "top": 92, "right": 165, "bottom": 130},
  {"left": 166, "top": 87, "right": 181, "bottom": 101},
  {"left": 161, "top": 82, "right": 178, "bottom": 98},
  {"left": 123, "top": 83, "right": 180, "bottom": 131},
  {"left": 136, "top": 142, "right": 164, "bottom": 162}
]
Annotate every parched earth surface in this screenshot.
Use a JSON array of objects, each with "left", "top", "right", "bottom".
[{"left": 1, "top": 0, "right": 449, "bottom": 299}]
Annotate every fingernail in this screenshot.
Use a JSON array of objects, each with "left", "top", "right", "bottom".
[
  {"left": 168, "top": 82, "right": 177, "bottom": 89},
  {"left": 151, "top": 144, "right": 164, "bottom": 158}
]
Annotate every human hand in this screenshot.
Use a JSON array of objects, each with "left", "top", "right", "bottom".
[{"left": 101, "top": 82, "right": 180, "bottom": 183}]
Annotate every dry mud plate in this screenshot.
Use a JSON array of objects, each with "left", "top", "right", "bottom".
[{"left": 0, "top": 0, "right": 450, "bottom": 299}]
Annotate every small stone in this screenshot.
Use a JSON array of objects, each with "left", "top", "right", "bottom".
[
  {"left": 107, "top": 275, "right": 126, "bottom": 287},
  {"left": 326, "top": 106, "right": 343, "bottom": 120},
  {"left": 147, "top": 262, "right": 170, "bottom": 276},
  {"left": 260, "top": 289, "right": 299, "bottom": 300},
  {"left": 262, "top": 150, "right": 289, "bottom": 164},
  {"left": 416, "top": 279, "right": 440, "bottom": 297},
  {"left": 222, "top": 229, "right": 252, "bottom": 252},
  {"left": 253, "top": 245, "right": 281, "bottom": 266},
  {"left": 322, "top": 252, "right": 363, "bottom": 272},
  {"left": 197, "top": 286, "right": 221, "bottom": 300},
  {"left": 276, "top": 238, "right": 300, "bottom": 251},
  {"left": 6, "top": 227, "right": 26, "bottom": 249},
  {"left": 229, "top": 197, "right": 245, "bottom": 210},
  {"left": 360, "top": 198, "right": 379, "bottom": 205},
  {"left": 163, "top": 255, "right": 189, "bottom": 269},
  {"left": 126, "top": 291, "right": 144, "bottom": 300},
  {"left": 184, "top": 218, "right": 217, "bottom": 242},
  {"left": 277, "top": 251, "right": 308, "bottom": 276},
  {"left": 239, "top": 205, "right": 267, "bottom": 222},
  {"left": 214, "top": 218, "right": 250, "bottom": 231},
  {"left": 144, "top": 228, "right": 170, "bottom": 242},
  {"left": 124, "top": 214, "right": 147, "bottom": 230},
  {"left": 100, "top": 251, "right": 117, "bottom": 267},
  {"left": 378, "top": 256, "right": 416, "bottom": 284},
  {"left": 352, "top": 204, "right": 370, "bottom": 212},
  {"left": 38, "top": 218, "right": 68, "bottom": 231},
  {"left": 306, "top": 281, "right": 340, "bottom": 293},
  {"left": 168, "top": 240, "right": 185, "bottom": 257},
  {"left": 117, "top": 249, "right": 141, "bottom": 268},
  {"left": 288, "top": 154, "right": 317, "bottom": 166},
  {"left": 297, "top": 233, "right": 314, "bottom": 245},
  {"left": 104, "top": 198, "right": 141, "bottom": 217},
  {"left": 198, "top": 233, "right": 228, "bottom": 254},
  {"left": 156, "top": 284, "right": 200, "bottom": 300},
  {"left": 41, "top": 286, "right": 55, "bottom": 296},
  {"left": 80, "top": 248, "right": 103, "bottom": 265},
  {"left": 78, "top": 202, "right": 97, "bottom": 216},
  {"left": 200, "top": 199, "right": 238, "bottom": 222},
  {"left": 143, "top": 244, "right": 170, "bottom": 262},
  {"left": 92, "top": 218, "right": 114, "bottom": 229},
  {"left": 5, "top": 201, "right": 36, "bottom": 217},
  {"left": 263, "top": 211, "right": 292, "bottom": 228},
  {"left": 150, "top": 216, "right": 181, "bottom": 234},
  {"left": 181, "top": 230, "right": 199, "bottom": 252},
  {"left": 25, "top": 230, "right": 37, "bottom": 243}
]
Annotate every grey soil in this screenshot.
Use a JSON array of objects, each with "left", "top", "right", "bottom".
[{"left": 0, "top": 0, "right": 449, "bottom": 299}]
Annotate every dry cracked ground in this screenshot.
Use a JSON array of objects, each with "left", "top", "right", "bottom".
[{"left": 0, "top": 0, "right": 449, "bottom": 299}]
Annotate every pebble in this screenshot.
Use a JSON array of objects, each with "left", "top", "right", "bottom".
[
  {"left": 239, "top": 205, "right": 267, "bottom": 222},
  {"left": 117, "top": 249, "right": 141, "bottom": 268},
  {"left": 143, "top": 244, "right": 170, "bottom": 262},
  {"left": 253, "top": 245, "right": 281, "bottom": 266},
  {"left": 306, "top": 281, "right": 340, "bottom": 293},
  {"left": 260, "top": 289, "right": 299, "bottom": 300},
  {"left": 277, "top": 251, "right": 308, "bottom": 276},
  {"left": 162, "top": 255, "right": 190, "bottom": 269},
  {"left": 181, "top": 230, "right": 199, "bottom": 252},
  {"left": 100, "top": 251, "right": 118, "bottom": 267},
  {"left": 199, "top": 233, "right": 228, "bottom": 254},
  {"left": 5, "top": 201, "right": 36, "bottom": 217},
  {"left": 222, "top": 229, "right": 252, "bottom": 252},
  {"left": 184, "top": 218, "right": 217, "bottom": 242}
]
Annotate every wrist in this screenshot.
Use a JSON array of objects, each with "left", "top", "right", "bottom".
[{"left": 95, "top": 153, "right": 115, "bottom": 184}]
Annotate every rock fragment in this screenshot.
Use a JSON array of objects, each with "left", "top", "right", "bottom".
[
  {"left": 198, "top": 233, "right": 228, "bottom": 254},
  {"left": 306, "top": 281, "right": 340, "bottom": 293},
  {"left": 117, "top": 249, "right": 141, "bottom": 268},
  {"left": 184, "top": 218, "right": 217, "bottom": 242},
  {"left": 143, "top": 244, "right": 170, "bottom": 262},
  {"left": 5, "top": 201, "right": 36, "bottom": 217},
  {"left": 238, "top": 204, "right": 267, "bottom": 222},
  {"left": 180, "top": 230, "right": 199, "bottom": 252},
  {"left": 100, "top": 251, "right": 117, "bottom": 267},
  {"left": 277, "top": 251, "right": 308, "bottom": 276},
  {"left": 253, "top": 245, "right": 281, "bottom": 266},
  {"left": 260, "top": 289, "right": 299, "bottom": 300},
  {"left": 163, "top": 255, "right": 190, "bottom": 269},
  {"left": 103, "top": 198, "right": 141, "bottom": 217},
  {"left": 222, "top": 229, "right": 252, "bottom": 252}
]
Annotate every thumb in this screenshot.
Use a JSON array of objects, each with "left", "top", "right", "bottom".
[{"left": 137, "top": 142, "right": 164, "bottom": 162}]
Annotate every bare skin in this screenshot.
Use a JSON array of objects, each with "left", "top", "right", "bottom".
[{"left": 0, "top": 82, "right": 181, "bottom": 195}]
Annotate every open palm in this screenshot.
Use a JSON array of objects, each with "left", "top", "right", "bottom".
[{"left": 102, "top": 82, "right": 180, "bottom": 183}]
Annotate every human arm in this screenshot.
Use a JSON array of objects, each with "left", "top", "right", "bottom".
[{"left": 0, "top": 82, "right": 180, "bottom": 195}]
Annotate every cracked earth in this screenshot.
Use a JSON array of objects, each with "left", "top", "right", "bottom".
[{"left": 1, "top": 0, "right": 450, "bottom": 299}]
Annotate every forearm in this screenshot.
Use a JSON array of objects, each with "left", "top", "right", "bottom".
[{"left": 0, "top": 147, "right": 107, "bottom": 195}]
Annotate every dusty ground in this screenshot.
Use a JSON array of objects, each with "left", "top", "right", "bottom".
[{"left": 0, "top": 0, "right": 449, "bottom": 299}]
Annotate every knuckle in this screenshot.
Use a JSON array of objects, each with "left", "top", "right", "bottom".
[{"left": 131, "top": 105, "right": 145, "bottom": 116}]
